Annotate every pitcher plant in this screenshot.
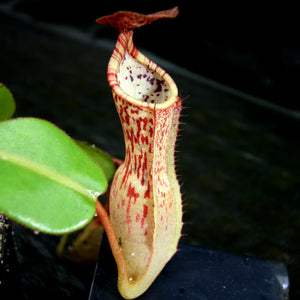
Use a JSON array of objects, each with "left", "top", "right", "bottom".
[{"left": 96, "top": 6, "right": 183, "bottom": 299}]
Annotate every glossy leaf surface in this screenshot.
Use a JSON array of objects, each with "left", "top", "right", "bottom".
[
  {"left": 0, "top": 118, "right": 107, "bottom": 234},
  {"left": 0, "top": 84, "right": 16, "bottom": 121}
]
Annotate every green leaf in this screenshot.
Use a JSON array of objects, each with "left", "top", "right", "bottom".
[
  {"left": 0, "top": 84, "right": 16, "bottom": 121},
  {"left": 0, "top": 118, "right": 107, "bottom": 234},
  {"left": 76, "top": 140, "right": 116, "bottom": 182}
]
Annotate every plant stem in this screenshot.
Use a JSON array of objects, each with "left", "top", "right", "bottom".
[{"left": 95, "top": 200, "right": 129, "bottom": 283}]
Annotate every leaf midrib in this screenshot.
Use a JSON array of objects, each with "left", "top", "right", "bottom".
[{"left": 0, "top": 151, "right": 98, "bottom": 202}]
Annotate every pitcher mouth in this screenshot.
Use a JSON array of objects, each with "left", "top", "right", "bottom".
[
  {"left": 118, "top": 50, "right": 172, "bottom": 105},
  {"left": 107, "top": 32, "right": 178, "bottom": 109}
]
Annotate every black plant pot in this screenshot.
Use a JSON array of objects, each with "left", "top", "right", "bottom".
[{"left": 89, "top": 234, "right": 289, "bottom": 299}]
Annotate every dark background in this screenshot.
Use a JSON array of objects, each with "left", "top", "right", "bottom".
[{"left": 3, "top": 0, "right": 300, "bottom": 111}]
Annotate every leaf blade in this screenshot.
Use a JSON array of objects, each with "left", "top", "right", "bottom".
[
  {"left": 0, "top": 118, "right": 107, "bottom": 234},
  {"left": 0, "top": 160, "right": 95, "bottom": 234},
  {"left": 0, "top": 84, "right": 16, "bottom": 121},
  {"left": 0, "top": 151, "right": 97, "bottom": 201},
  {"left": 76, "top": 140, "right": 116, "bottom": 182}
]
